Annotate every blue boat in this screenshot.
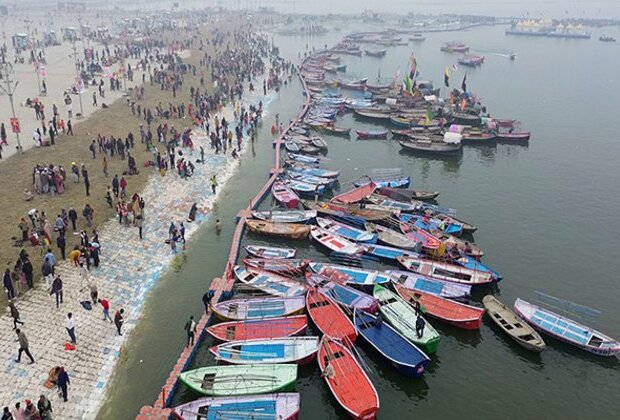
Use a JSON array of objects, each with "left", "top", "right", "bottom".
[
  {"left": 316, "top": 217, "right": 378, "bottom": 243},
  {"left": 309, "top": 263, "right": 390, "bottom": 286},
  {"left": 362, "top": 244, "right": 420, "bottom": 261},
  {"left": 386, "top": 270, "right": 472, "bottom": 298},
  {"left": 287, "top": 153, "right": 321, "bottom": 164},
  {"left": 355, "top": 177, "right": 411, "bottom": 189},
  {"left": 287, "top": 166, "right": 340, "bottom": 179},
  {"left": 287, "top": 172, "right": 335, "bottom": 187},
  {"left": 306, "top": 273, "right": 379, "bottom": 312},
  {"left": 284, "top": 180, "right": 325, "bottom": 195},
  {"left": 403, "top": 214, "right": 463, "bottom": 236},
  {"left": 452, "top": 255, "right": 503, "bottom": 281},
  {"left": 354, "top": 309, "right": 430, "bottom": 377}
]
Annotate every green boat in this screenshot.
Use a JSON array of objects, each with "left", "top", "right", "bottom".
[
  {"left": 373, "top": 284, "right": 441, "bottom": 354},
  {"left": 178, "top": 364, "right": 298, "bottom": 396}
]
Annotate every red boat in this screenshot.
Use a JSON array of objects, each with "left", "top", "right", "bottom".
[
  {"left": 318, "top": 336, "right": 379, "bottom": 419},
  {"left": 356, "top": 130, "right": 389, "bottom": 139},
  {"left": 331, "top": 182, "right": 376, "bottom": 204},
  {"left": 496, "top": 130, "right": 531, "bottom": 142},
  {"left": 400, "top": 222, "right": 442, "bottom": 252},
  {"left": 394, "top": 284, "right": 485, "bottom": 330},
  {"left": 306, "top": 288, "right": 358, "bottom": 343},
  {"left": 207, "top": 315, "right": 308, "bottom": 342},
  {"left": 272, "top": 182, "right": 300, "bottom": 209}
]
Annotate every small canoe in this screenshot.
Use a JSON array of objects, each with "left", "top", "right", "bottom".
[
  {"left": 322, "top": 125, "right": 351, "bottom": 136},
  {"left": 272, "top": 182, "right": 300, "bottom": 209},
  {"left": 243, "top": 258, "right": 311, "bottom": 274},
  {"left": 307, "top": 287, "right": 358, "bottom": 342},
  {"left": 244, "top": 245, "right": 296, "bottom": 259},
  {"left": 211, "top": 296, "right": 306, "bottom": 321},
  {"left": 396, "top": 256, "right": 495, "bottom": 287},
  {"left": 402, "top": 214, "right": 463, "bottom": 236},
  {"left": 363, "top": 244, "right": 419, "bottom": 261},
  {"left": 310, "top": 226, "right": 364, "bottom": 255},
  {"left": 395, "top": 284, "right": 485, "bottom": 330},
  {"left": 309, "top": 262, "right": 390, "bottom": 286},
  {"left": 178, "top": 364, "right": 298, "bottom": 396},
  {"left": 246, "top": 220, "right": 311, "bottom": 240},
  {"left": 306, "top": 273, "right": 379, "bottom": 313},
  {"left": 252, "top": 209, "right": 317, "bottom": 224},
  {"left": 387, "top": 270, "right": 471, "bottom": 298},
  {"left": 514, "top": 298, "right": 620, "bottom": 357},
  {"left": 284, "top": 141, "right": 301, "bottom": 153},
  {"left": 318, "top": 336, "right": 379, "bottom": 419},
  {"left": 331, "top": 182, "right": 376, "bottom": 204},
  {"left": 311, "top": 137, "right": 329, "bottom": 149},
  {"left": 367, "top": 196, "right": 417, "bottom": 212},
  {"left": 365, "top": 48, "right": 387, "bottom": 57},
  {"left": 400, "top": 222, "right": 442, "bottom": 251},
  {"left": 207, "top": 316, "right": 308, "bottom": 342},
  {"left": 482, "top": 296, "right": 546, "bottom": 352},
  {"left": 364, "top": 222, "right": 420, "bottom": 250},
  {"left": 356, "top": 129, "right": 389, "bottom": 139},
  {"left": 354, "top": 309, "right": 430, "bottom": 377},
  {"left": 287, "top": 172, "right": 335, "bottom": 187},
  {"left": 210, "top": 336, "right": 320, "bottom": 365},
  {"left": 172, "top": 393, "right": 301, "bottom": 420},
  {"left": 374, "top": 284, "right": 441, "bottom": 354},
  {"left": 316, "top": 217, "right": 378, "bottom": 243},
  {"left": 233, "top": 266, "right": 307, "bottom": 297},
  {"left": 399, "top": 139, "right": 462, "bottom": 154}
]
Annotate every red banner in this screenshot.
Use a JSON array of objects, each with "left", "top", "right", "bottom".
[{"left": 10, "top": 117, "right": 20, "bottom": 134}]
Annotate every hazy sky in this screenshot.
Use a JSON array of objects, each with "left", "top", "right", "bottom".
[{"left": 255, "top": 0, "right": 620, "bottom": 19}]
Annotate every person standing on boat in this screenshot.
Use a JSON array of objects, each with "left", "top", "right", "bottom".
[
  {"left": 415, "top": 315, "right": 426, "bottom": 338},
  {"left": 184, "top": 315, "right": 197, "bottom": 347}
]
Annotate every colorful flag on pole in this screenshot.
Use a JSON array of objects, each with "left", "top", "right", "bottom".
[
  {"left": 461, "top": 74, "right": 467, "bottom": 92},
  {"left": 444, "top": 67, "right": 450, "bottom": 88},
  {"left": 452, "top": 64, "right": 458, "bottom": 72}
]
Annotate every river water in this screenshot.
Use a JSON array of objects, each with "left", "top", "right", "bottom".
[{"left": 100, "top": 24, "right": 620, "bottom": 418}]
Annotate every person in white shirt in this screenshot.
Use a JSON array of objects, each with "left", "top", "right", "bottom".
[
  {"left": 32, "top": 130, "right": 41, "bottom": 147},
  {"left": 65, "top": 312, "right": 76, "bottom": 344}
]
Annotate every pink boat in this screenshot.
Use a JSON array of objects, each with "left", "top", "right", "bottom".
[{"left": 272, "top": 182, "right": 300, "bottom": 209}]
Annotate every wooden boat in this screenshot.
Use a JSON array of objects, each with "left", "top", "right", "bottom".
[
  {"left": 244, "top": 245, "right": 296, "bottom": 259},
  {"left": 365, "top": 48, "right": 387, "bottom": 57},
  {"left": 252, "top": 209, "right": 316, "bottom": 224},
  {"left": 309, "top": 262, "right": 390, "bottom": 286},
  {"left": 306, "top": 200, "right": 392, "bottom": 222},
  {"left": 272, "top": 182, "right": 300, "bottom": 209},
  {"left": 331, "top": 182, "right": 376, "bottom": 204},
  {"left": 310, "top": 137, "right": 328, "bottom": 149},
  {"left": 310, "top": 226, "right": 364, "bottom": 255},
  {"left": 395, "top": 284, "right": 485, "bottom": 330},
  {"left": 307, "top": 287, "right": 358, "bottom": 342},
  {"left": 367, "top": 195, "right": 417, "bottom": 211},
  {"left": 207, "top": 316, "right": 308, "bottom": 342},
  {"left": 210, "top": 336, "right": 320, "bottom": 365},
  {"left": 354, "top": 108, "right": 392, "bottom": 120},
  {"left": 461, "top": 128, "right": 497, "bottom": 143},
  {"left": 377, "top": 186, "right": 439, "bottom": 202},
  {"left": 397, "top": 256, "right": 495, "bottom": 287},
  {"left": 178, "top": 364, "right": 298, "bottom": 396},
  {"left": 318, "top": 336, "right": 379, "bottom": 419},
  {"left": 234, "top": 266, "right": 307, "bottom": 297},
  {"left": 364, "top": 222, "right": 420, "bottom": 250},
  {"left": 451, "top": 112, "right": 481, "bottom": 126},
  {"left": 246, "top": 220, "right": 310, "bottom": 240},
  {"left": 316, "top": 217, "right": 378, "bottom": 243},
  {"left": 400, "top": 222, "right": 442, "bottom": 251},
  {"left": 402, "top": 214, "right": 463, "bottom": 236},
  {"left": 399, "top": 139, "right": 462, "bottom": 154},
  {"left": 387, "top": 270, "right": 471, "bottom": 298},
  {"left": 306, "top": 273, "right": 379, "bottom": 313},
  {"left": 482, "top": 296, "right": 546, "bottom": 352},
  {"left": 354, "top": 309, "right": 430, "bottom": 377},
  {"left": 496, "top": 130, "right": 531, "bottom": 142},
  {"left": 287, "top": 153, "right": 321, "bottom": 164},
  {"left": 172, "top": 393, "right": 301, "bottom": 420},
  {"left": 211, "top": 296, "right": 306, "bottom": 321},
  {"left": 374, "top": 284, "right": 440, "bottom": 354},
  {"left": 299, "top": 144, "right": 321, "bottom": 155},
  {"left": 243, "top": 258, "right": 310, "bottom": 274},
  {"left": 284, "top": 140, "right": 301, "bottom": 153},
  {"left": 356, "top": 129, "right": 389, "bottom": 139},
  {"left": 437, "top": 232, "right": 484, "bottom": 259},
  {"left": 362, "top": 243, "right": 419, "bottom": 261},
  {"left": 514, "top": 298, "right": 620, "bottom": 356},
  {"left": 452, "top": 255, "right": 502, "bottom": 281},
  {"left": 321, "top": 125, "right": 351, "bottom": 136}
]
